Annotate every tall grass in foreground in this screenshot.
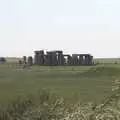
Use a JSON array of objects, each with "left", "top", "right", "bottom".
[
  {"left": 0, "top": 78, "right": 120, "bottom": 120},
  {"left": 1, "top": 66, "right": 120, "bottom": 120}
]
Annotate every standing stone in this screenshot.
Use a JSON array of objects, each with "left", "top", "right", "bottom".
[
  {"left": 67, "top": 55, "right": 72, "bottom": 66},
  {"left": 34, "top": 51, "right": 40, "bottom": 65},
  {"left": 23, "top": 56, "right": 27, "bottom": 64},
  {"left": 43, "top": 55, "right": 47, "bottom": 65},
  {"left": 85, "top": 55, "right": 89, "bottom": 65},
  {"left": 79, "top": 55, "right": 84, "bottom": 65},
  {"left": 39, "top": 50, "right": 44, "bottom": 65},
  {"left": 52, "top": 52, "right": 58, "bottom": 66},
  {"left": 88, "top": 55, "right": 93, "bottom": 65},
  {"left": 72, "top": 55, "right": 78, "bottom": 66},
  {"left": 46, "top": 52, "right": 52, "bottom": 66},
  {"left": 58, "top": 51, "right": 64, "bottom": 66},
  {"left": 28, "top": 56, "right": 33, "bottom": 66}
]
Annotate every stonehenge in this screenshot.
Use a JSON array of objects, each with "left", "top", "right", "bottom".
[
  {"left": 22, "top": 50, "right": 93, "bottom": 66},
  {"left": 34, "top": 50, "right": 93, "bottom": 66}
]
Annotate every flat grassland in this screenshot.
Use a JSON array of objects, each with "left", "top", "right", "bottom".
[
  {"left": 94, "top": 58, "right": 120, "bottom": 64},
  {"left": 0, "top": 63, "right": 119, "bottom": 105}
]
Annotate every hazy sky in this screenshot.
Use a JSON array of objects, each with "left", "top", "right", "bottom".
[{"left": 0, "top": 0, "right": 120, "bottom": 58}]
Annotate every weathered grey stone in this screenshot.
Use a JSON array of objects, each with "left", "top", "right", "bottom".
[
  {"left": 33, "top": 50, "right": 93, "bottom": 66},
  {"left": 28, "top": 56, "right": 33, "bottom": 66},
  {"left": 23, "top": 56, "right": 27, "bottom": 64}
]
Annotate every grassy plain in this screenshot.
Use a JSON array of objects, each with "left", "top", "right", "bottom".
[
  {"left": 0, "top": 63, "right": 119, "bottom": 105},
  {"left": 0, "top": 60, "right": 120, "bottom": 119},
  {"left": 94, "top": 58, "right": 120, "bottom": 64}
]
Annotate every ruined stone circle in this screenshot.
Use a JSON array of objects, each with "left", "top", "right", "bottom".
[{"left": 23, "top": 50, "right": 93, "bottom": 66}]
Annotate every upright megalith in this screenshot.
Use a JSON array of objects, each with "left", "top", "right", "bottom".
[
  {"left": 57, "top": 51, "right": 64, "bottom": 66},
  {"left": 28, "top": 56, "right": 33, "bottom": 66},
  {"left": 43, "top": 55, "right": 48, "bottom": 66},
  {"left": 46, "top": 50, "right": 64, "bottom": 66},
  {"left": 85, "top": 55, "right": 91, "bottom": 65},
  {"left": 34, "top": 51, "right": 40, "bottom": 65},
  {"left": 63, "top": 55, "right": 72, "bottom": 66},
  {"left": 39, "top": 50, "right": 44, "bottom": 65},
  {"left": 46, "top": 52, "right": 52, "bottom": 66},
  {"left": 88, "top": 55, "right": 93, "bottom": 65},
  {"left": 51, "top": 51, "right": 57, "bottom": 66},
  {"left": 79, "top": 55, "right": 83, "bottom": 65},
  {"left": 72, "top": 54, "right": 79, "bottom": 66},
  {"left": 34, "top": 50, "right": 44, "bottom": 65},
  {"left": 72, "top": 54, "right": 93, "bottom": 66},
  {"left": 23, "top": 56, "right": 27, "bottom": 64}
]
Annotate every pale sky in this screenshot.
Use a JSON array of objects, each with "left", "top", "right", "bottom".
[{"left": 0, "top": 0, "right": 120, "bottom": 58}]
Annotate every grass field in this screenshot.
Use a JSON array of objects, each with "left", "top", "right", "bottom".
[
  {"left": 94, "top": 58, "right": 120, "bottom": 64},
  {"left": 0, "top": 63, "right": 120, "bottom": 119},
  {"left": 0, "top": 64, "right": 119, "bottom": 105}
]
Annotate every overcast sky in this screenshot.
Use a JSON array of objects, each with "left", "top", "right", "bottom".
[{"left": 0, "top": 0, "right": 120, "bottom": 58}]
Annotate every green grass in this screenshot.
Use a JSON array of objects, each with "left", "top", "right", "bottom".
[
  {"left": 5, "top": 57, "right": 22, "bottom": 62},
  {"left": 1, "top": 58, "right": 120, "bottom": 119},
  {"left": 94, "top": 58, "right": 120, "bottom": 64},
  {"left": 0, "top": 64, "right": 119, "bottom": 105}
]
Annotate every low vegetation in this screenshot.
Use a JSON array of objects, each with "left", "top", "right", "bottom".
[
  {"left": 0, "top": 79, "right": 120, "bottom": 120},
  {"left": 0, "top": 65, "right": 120, "bottom": 119}
]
